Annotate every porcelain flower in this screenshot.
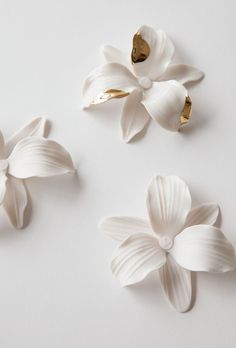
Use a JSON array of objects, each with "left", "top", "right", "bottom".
[
  {"left": 0, "top": 117, "right": 74, "bottom": 229},
  {"left": 82, "top": 25, "right": 204, "bottom": 142},
  {"left": 99, "top": 176, "right": 236, "bottom": 312}
]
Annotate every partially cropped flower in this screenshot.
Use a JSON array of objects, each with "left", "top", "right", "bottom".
[
  {"left": 0, "top": 117, "right": 74, "bottom": 229},
  {"left": 100, "top": 176, "right": 235, "bottom": 312},
  {"left": 82, "top": 25, "right": 204, "bottom": 142}
]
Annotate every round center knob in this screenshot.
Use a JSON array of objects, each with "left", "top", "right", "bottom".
[
  {"left": 159, "top": 236, "right": 173, "bottom": 250},
  {"left": 138, "top": 76, "right": 153, "bottom": 89},
  {"left": 0, "top": 159, "right": 9, "bottom": 172}
]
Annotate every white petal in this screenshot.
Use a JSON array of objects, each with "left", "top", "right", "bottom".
[
  {"left": 2, "top": 176, "right": 28, "bottom": 229},
  {"left": 82, "top": 63, "right": 138, "bottom": 109},
  {"left": 6, "top": 117, "right": 48, "bottom": 155},
  {"left": 99, "top": 216, "right": 152, "bottom": 242},
  {"left": 0, "top": 131, "right": 5, "bottom": 159},
  {"left": 120, "top": 89, "right": 150, "bottom": 143},
  {"left": 101, "top": 45, "right": 132, "bottom": 70},
  {"left": 111, "top": 233, "right": 166, "bottom": 286},
  {"left": 0, "top": 172, "right": 8, "bottom": 204},
  {"left": 159, "top": 64, "right": 204, "bottom": 85},
  {"left": 132, "top": 26, "right": 174, "bottom": 80},
  {"left": 171, "top": 225, "right": 236, "bottom": 273},
  {"left": 159, "top": 254, "right": 192, "bottom": 312},
  {"left": 184, "top": 203, "right": 219, "bottom": 229},
  {"left": 8, "top": 137, "right": 74, "bottom": 179},
  {"left": 146, "top": 176, "right": 191, "bottom": 238},
  {"left": 142, "top": 80, "right": 188, "bottom": 131}
]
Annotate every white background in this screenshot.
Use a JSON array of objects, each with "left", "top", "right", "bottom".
[{"left": 0, "top": 0, "right": 235, "bottom": 347}]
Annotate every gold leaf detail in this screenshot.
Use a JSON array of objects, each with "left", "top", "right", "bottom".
[
  {"left": 131, "top": 33, "right": 150, "bottom": 64},
  {"left": 91, "top": 89, "right": 129, "bottom": 105},
  {"left": 180, "top": 96, "right": 192, "bottom": 126}
]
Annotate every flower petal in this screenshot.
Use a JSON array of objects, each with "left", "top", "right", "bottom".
[
  {"left": 0, "top": 172, "right": 8, "bottom": 204},
  {"left": 120, "top": 89, "right": 150, "bottom": 143},
  {"left": 6, "top": 117, "right": 48, "bottom": 155},
  {"left": 82, "top": 63, "right": 138, "bottom": 109},
  {"left": 111, "top": 233, "right": 166, "bottom": 286},
  {"left": 132, "top": 26, "right": 174, "bottom": 80},
  {"left": 146, "top": 176, "right": 191, "bottom": 238},
  {"left": 101, "top": 45, "right": 132, "bottom": 70},
  {"left": 171, "top": 225, "right": 236, "bottom": 272},
  {"left": 8, "top": 137, "right": 74, "bottom": 179},
  {"left": 159, "top": 64, "right": 204, "bottom": 85},
  {"left": 0, "top": 131, "right": 5, "bottom": 159},
  {"left": 2, "top": 176, "right": 28, "bottom": 229},
  {"left": 142, "top": 80, "right": 189, "bottom": 131},
  {"left": 184, "top": 203, "right": 219, "bottom": 229},
  {"left": 159, "top": 254, "right": 192, "bottom": 312},
  {"left": 99, "top": 216, "right": 152, "bottom": 242}
]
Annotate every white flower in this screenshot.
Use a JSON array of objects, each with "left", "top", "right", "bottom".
[
  {"left": 0, "top": 117, "right": 74, "bottom": 229},
  {"left": 82, "top": 25, "right": 204, "bottom": 143},
  {"left": 99, "top": 176, "right": 236, "bottom": 312}
]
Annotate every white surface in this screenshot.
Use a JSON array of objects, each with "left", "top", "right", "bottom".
[{"left": 0, "top": 0, "right": 235, "bottom": 347}]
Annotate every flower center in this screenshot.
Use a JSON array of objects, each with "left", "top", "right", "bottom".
[
  {"left": 138, "top": 76, "right": 153, "bottom": 90},
  {"left": 0, "top": 159, "right": 9, "bottom": 172},
  {"left": 159, "top": 236, "right": 173, "bottom": 250}
]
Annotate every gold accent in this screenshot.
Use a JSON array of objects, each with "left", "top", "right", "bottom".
[
  {"left": 180, "top": 96, "right": 192, "bottom": 125},
  {"left": 131, "top": 33, "right": 150, "bottom": 64},
  {"left": 91, "top": 89, "right": 129, "bottom": 105}
]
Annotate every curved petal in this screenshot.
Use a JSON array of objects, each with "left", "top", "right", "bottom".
[
  {"left": 159, "top": 254, "right": 192, "bottom": 312},
  {"left": 2, "top": 176, "right": 28, "bottom": 229},
  {"left": 0, "top": 131, "right": 5, "bottom": 159},
  {"left": 184, "top": 203, "right": 219, "bottom": 229},
  {"left": 146, "top": 176, "right": 191, "bottom": 238},
  {"left": 142, "top": 80, "right": 189, "bottom": 131},
  {"left": 99, "top": 216, "right": 152, "bottom": 242},
  {"left": 111, "top": 233, "right": 166, "bottom": 286},
  {"left": 120, "top": 89, "right": 150, "bottom": 143},
  {"left": 171, "top": 225, "right": 236, "bottom": 273},
  {"left": 8, "top": 137, "right": 74, "bottom": 179},
  {"left": 159, "top": 64, "right": 204, "bottom": 85},
  {"left": 6, "top": 117, "right": 49, "bottom": 156},
  {"left": 132, "top": 26, "right": 174, "bottom": 80},
  {"left": 101, "top": 45, "right": 132, "bottom": 71},
  {"left": 0, "top": 172, "right": 8, "bottom": 204},
  {"left": 82, "top": 63, "right": 138, "bottom": 109}
]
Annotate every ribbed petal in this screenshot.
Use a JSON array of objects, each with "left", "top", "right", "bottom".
[
  {"left": 2, "top": 176, "right": 28, "bottom": 229},
  {"left": 146, "top": 176, "right": 191, "bottom": 238},
  {"left": 111, "top": 233, "right": 166, "bottom": 286},
  {"left": 8, "top": 137, "right": 74, "bottom": 179},
  {"left": 159, "top": 64, "right": 204, "bottom": 85},
  {"left": 82, "top": 63, "right": 138, "bottom": 109},
  {"left": 159, "top": 254, "right": 192, "bottom": 312},
  {"left": 142, "top": 80, "right": 188, "bottom": 131},
  {"left": 171, "top": 225, "right": 236, "bottom": 272},
  {"left": 184, "top": 203, "right": 219, "bottom": 229},
  {"left": 120, "top": 89, "right": 150, "bottom": 143},
  {"left": 5, "top": 117, "right": 48, "bottom": 156},
  {"left": 101, "top": 45, "right": 132, "bottom": 71},
  {"left": 0, "top": 172, "right": 8, "bottom": 204},
  {"left": 99, "top": 216, "right": 152, "bottom": 242}
]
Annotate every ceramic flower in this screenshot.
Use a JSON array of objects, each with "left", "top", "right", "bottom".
[
  {"left": 99, "top": 176, "right": 236, "bottom": 312},
  {"left": 0, "top": 117, "right": 74, "bottom": 229},
  {"left": 82, "top": 25, "right": 204, "bottom": 142}
]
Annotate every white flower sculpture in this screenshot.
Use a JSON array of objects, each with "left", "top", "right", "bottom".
[
  {"left": 0, "top": 117, "right": 74, "bottom": 229},
  {"left": 100, "top": 176, "right": 236, "bottom": 312},
  {"left": 82, "top": 25, "right": 204, "bottom": 142}
]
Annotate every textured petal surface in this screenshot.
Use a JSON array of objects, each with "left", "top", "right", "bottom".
[
  {"left": 82, "top": 63, "right": 138, "bottom": 108},
  {"left": 0, "top": 172, "right": 8, "bottom": 204},
  {"left": 8, "top": 137, "right": 74, "bottom": 179},
  {"left": 111, "top": 233, "right": 166, "bottom": 286},
  {"left": 6, "top": 117, "right": 48, "bottom": 155},
  {"left": 171, "top": 225, "right": 236, "bottom": 272},
  {"left": 0, "top": 131, "right": 5, "bottom": 159},
  {"left": 159, "top": 254, "right": 192, "bottom": 312},
  {"left": 132, "top": 26, "right": 174, "bottom": 80},
  {"left": 99, "top": 216, "right": 152, "bottom": 242},
  {"left": 159, "top": 64, "right": 204, "bottom": 85},
  {"left": 101, "top": 45, "right": 132, "bottom": 71},
  {"left": 142, "top": 80, "right": 188, "bottom": 131},
  {"left": 184, "top": 203, "right": 219, "bottom": 229},
  {"left": 120, "top": 89, "right": 150, "bottom": 143},
  {"left": 2, "top": 176, "right": 28, "bottom": 229},
  {"left": 147, "top": 176, "right": 191, "bottom": 238}
]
